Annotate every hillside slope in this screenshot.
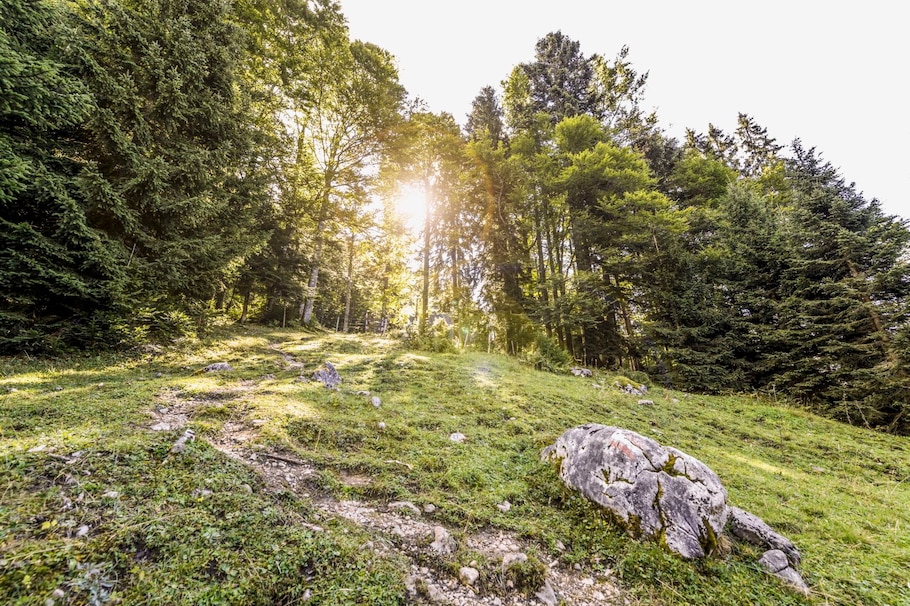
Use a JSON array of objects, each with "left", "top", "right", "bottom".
[{"left": 2, "top": 327, "right": 908, "bottom": 605}]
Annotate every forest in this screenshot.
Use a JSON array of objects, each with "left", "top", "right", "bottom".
[{"left": 3, "top": 0, "right": 909, "bottom": 434}]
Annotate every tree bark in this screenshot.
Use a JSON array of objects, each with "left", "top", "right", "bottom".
[{"left": 343, "top": 232, "right": 355, "bottom": 332}]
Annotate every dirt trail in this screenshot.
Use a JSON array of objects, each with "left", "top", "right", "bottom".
[{"left": 147, "top": 372, "right": 625, "bottom": 605}]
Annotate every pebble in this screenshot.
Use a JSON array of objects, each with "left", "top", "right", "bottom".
[
  {"left": 458, "top": 566, "right": 480, "bottom": 586},
  {"left": 423, "top": 503, "right": 436, "bottom": 513},
  {"left": 371, "top": 396, "right": 382, "bottom": 407},
  {"left": 497, "top": 500, "right": 512, "bottom": 513},
  {"left": 449, "top": 432, "right": 467, "bottom": 443}
]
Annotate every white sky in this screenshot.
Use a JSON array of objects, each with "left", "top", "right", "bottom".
[{"left": 339, "top": 0, "right": 908, "bottom": 220}]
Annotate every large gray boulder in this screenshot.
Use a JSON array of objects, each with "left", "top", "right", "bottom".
[{"left": 542, "top": 424, "right": 729, "bottom": 559}]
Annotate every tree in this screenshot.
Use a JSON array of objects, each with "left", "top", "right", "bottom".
[
  {"left": 69, "top": 0, "right": 268, "bottom": 325},
  {"left": 296, "top": 38, "right": 405, "bottom": 325},
  {"left": 521, "top": 31, "right": 600, "bottom": 122},
  {"left": 0, "top": 0, "right": 123, "bottom": 351},
  {"left": 771, "top": 143, "right": 910, "bottom": 430}
]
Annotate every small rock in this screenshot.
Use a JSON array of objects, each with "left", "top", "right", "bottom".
[
  {"left": 637, "top": 399, "right": 655, "bottom": 406},
  {"left": 377, "top": 422, "right": 386, "bottom": 430},
  {"left": 355, "top": 390, "right": 371, "bottom": 396},
  {"left": 389, "top": 501, "right": 421, "bottom": 516},
  {"left": 535, "top": 580, "right": 558, "bottom": 606},
  {"left": 555, "top": 540, "right": 566, "bottom": 551},
  {"left": 423, "top": 503, "right": 436, "bottom": 513},
  {"left": 581, "top": 577, "right": 595, "bottom": 586},
  {"left": 51, "top": 589, "right": 65, "bottom": 599},
  {"left": 54, "top": 386, "right": 63, "bottom": 392},
  {"left": 154, "top": 372, "right": 164, "bottom": 378},
  {"left": 241, "top": 484, "right": 252, "bottom": 494},
  {"left": 28, "top": 445, "right": 48, "bottom": 453},
  {"left": 429, "top": 526, "right": 456, "bottom": 555},
  {"left": 75, "top": 525, "right": 90, "bottom": 538},
  {"left": 7, "top": 387, "right": 18, "bottom": 393},
  {"left": 102, "top": 491, "right": 120, "bottom": 499},
  {"left": 449, "top": 432, "right": 467, "bottom": 443},
  {"left": 203, "top": 362, "right": 233, "bottom": 373},
  {"left": 501, "top": 552, "right": 528, "bottom": 571},
  {"left": 458, "top": 566, "right": 480, "bottom": 586},
  {"left": 251, "top": 419, "right": 267, "bottom": 427},
  {"left": 312, "top": 362, "right": 342, "bottom": 389},
  {"left": 671, "top": 398, "right": 680, "bottom": 404},
  {"left": 497, "top": 500, "right": 512, "bottom": 513},
  {"left": 759, "top": 549, "right": 810, "bottom": 594},
  {"left": 571, "top": 367, "right": 593, "bottom": 377},
  {"left": 370, "top": 396, "right": 382, "bottom": 408}
]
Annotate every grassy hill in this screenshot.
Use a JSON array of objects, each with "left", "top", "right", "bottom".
[{"left": 1, "top": 326, "right": 908, "bottom": 605}]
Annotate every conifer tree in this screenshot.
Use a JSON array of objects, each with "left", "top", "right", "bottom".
[{"left": 0, "top": 0, "right": 122, "bottom": 351}]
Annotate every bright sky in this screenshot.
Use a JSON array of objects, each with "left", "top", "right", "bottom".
[{"left": 340, "top": 0, "right": 908, "bottom": 220}]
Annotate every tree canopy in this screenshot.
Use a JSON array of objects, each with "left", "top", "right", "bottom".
[{"left": 2, "top": 11, "right": 908, "bottom": 433}]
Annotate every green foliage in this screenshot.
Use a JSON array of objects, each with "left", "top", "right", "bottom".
[
  {"left": 527, "top": 333, "right": 572, "bottom": 372},
  {"left": 0, "top": 0, "right": 123, "bottom": 352}
]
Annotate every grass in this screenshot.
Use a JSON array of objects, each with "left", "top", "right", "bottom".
[{"left": 2, "top": 325, "right": 909, "bottom": 605}]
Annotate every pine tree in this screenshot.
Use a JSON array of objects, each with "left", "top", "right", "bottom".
[
  {"left": 0, "top": 0, "right": 123, "bottom": 351},
  {"left": 772, "top": 143, "right": 910, "bottom": 430}
]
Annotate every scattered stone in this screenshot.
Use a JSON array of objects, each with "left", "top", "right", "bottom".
[
  {"left": 54, "top": 386, "right": 63, "bottom": 392},
  {"left": 251, "top": 419, "right": 267, "bottom": 427},
  {"left": 429, "top": 526, "right": 456, "bottom": 555},
  {"left": 170, "top": 429, "right": 196, "bottom": 454},
  {"left": 389, "top": 501, "right": 421, "bottom": 516},
  {"left": 612, "top": 381, "right": 647, "bottom": 396},
  {"left": 377, "top": 422, "right": 386, "bottom": 431},
  {"left": 759, "top": 549, "right": 809, "bottom": 594},
  {"left": 102, "top": 491, "right": 120, "bottom": 499},
  {"left": 637, "top": 399, "right": 655, "bottom": 406},
  {"left": 202, "top": 362, "right": 233, "bottom": 373},
  {"left": 727, "top": 506, "right": 801, "bottom": 567},
  {"left": 241, "top": 484, "right": 252, "bottom": 494},
  {"left": 555, "top": 540, "right": 566, "bottom": 552},
  {"left": 154, "top": 372, "right": 164, "bottom": 378},
  {"left": 370, "top": 396, "right": 382, "bottom": 408},
  {"left": 671, "top": 398, "right": 680, "bottom": 404},
  {"left": 501, "top": 552, "right": 528, "bottom": 576},
  {"left": 7, "top": 387, "right": 18, "bottom": 393},
  {"left": 28, "top": 445, "right": 48, "bottom": 453},
  {"left": 497, "top": 500, "right": 512, "bottom": 513},
  {"left": 75, "top": 525, "right": 90, "bottom": 538},
  {"left": 535, "top": 580, "right": 558, "bottom": 606},
  {"left": 449, "top": 432, "right": 467, "bottom": 443},
  {"left": 571, "top": 367, "right": 593, "bottom": 377},
  {"left": 543, "top": 424, "right": 728, "bottom": 559},
  {"left": 458, "top": 566, "right": 480, "bottom": 586},
  {"left": 312, "top": 362, "right": 341, "bottom": 389},
  {"left": 355, "top": 390, "right": 371, "bottom": 396},
  {"left": 423, "top": 503, "right": 437, "bottom": 514}
]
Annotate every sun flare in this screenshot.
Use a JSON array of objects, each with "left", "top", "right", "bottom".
[{"left": 393, "top": 183, "right": 429, "bottom": 232}]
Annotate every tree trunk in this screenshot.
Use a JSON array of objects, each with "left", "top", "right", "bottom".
[
  {"left": 343, "top": 232, "right": 355, "bottom": 332},
  {"left": 239, "top": 289, "right": 251, "bottom": 323},
  {"left": 420, "top": 183, "right": 432, "bottom": 334},
  {"left": 301, "top": 218, "right": 326, "bottom": 324}
]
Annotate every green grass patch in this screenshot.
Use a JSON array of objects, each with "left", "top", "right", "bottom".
[{"left": 3, "top": 326, "right": 909, "bottom": 605}]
